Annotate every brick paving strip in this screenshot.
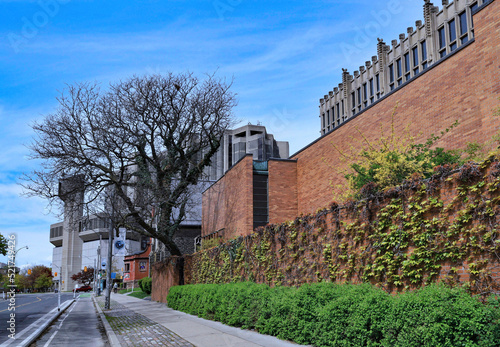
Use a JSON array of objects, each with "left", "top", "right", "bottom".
[{"left": 95, "top": 296, "right": 194, "bottom": 347}]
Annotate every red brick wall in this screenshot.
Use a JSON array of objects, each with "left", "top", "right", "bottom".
[
  {"left": 292, "top": 1, "right": 500, "bottom": 215},
  {"left": 151, "top": 256, "right": 183, "bottom": 303},
  {"left": 202, "top": 155, "right": 254, "bottom": 240},
  {"left": 268, "top": 159, "right": 298, "bottom": 224}
]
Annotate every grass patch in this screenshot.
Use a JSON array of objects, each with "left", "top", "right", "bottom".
[
  {"left": 128, "top": 290, "right": 149, "bottom": 299},
  {"left": 118, "top": 287, "right": 142, "bottom": 294}
]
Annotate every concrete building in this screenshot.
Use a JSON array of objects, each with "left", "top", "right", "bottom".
[
  {"left": 206, "top": 124, "right": 289, "bottom": 181},
  {"left": 50, "top": 176, "right": 146, "bottom": 291},
  {"left": 202, "top": 0, "right": 500, "bottom": 241},
  {"left": 320, "top": 0, "right": 484, "bottom": 135}
]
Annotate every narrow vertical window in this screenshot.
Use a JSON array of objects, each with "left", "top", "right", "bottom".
[
  {"left": 421, "top": 40, "right": 428, "bottom": 69},
  {"left": 326, "top": 109, "right": 330, "bottom": 126},
  {"left": 351, "top": 91, "right": 356, "bottom": 113},
  {"left": 357, "top": 87, "right": 362, "bottom": 112},
  {"left": 459, "top": 11, "right": 468, "bottom": 45},
  {"left": 404, "top": 53, "right": 411, "bottom": 81},
  {"left": 470, "top": 2, "right": 478, "bottom": 36},
  {"left": 438, "top": 26, "right": 447, "bottom": 58},
  {"left": 363, "top": 83, "right": 367, "bottom": 107},
  {"left": 449, "top": 19, "right": 457, "bottom": 51},
  {"left": 369, "top": 78, "right": 374, "bottom": 103},
  {"left": 396, "top": 58, "right": 403, "bottom": 86},
  {"left": 376, "top": 74, "right": 380, "bottom": 92},
  {"left": 336, "top": 103, "right": 340, "bottom": 122},
  {"left": 389, "top": 64, "right": 395, "bottom": 90},
  {"left": 412, "top": 46, "right": 419, "bottom": 75}
]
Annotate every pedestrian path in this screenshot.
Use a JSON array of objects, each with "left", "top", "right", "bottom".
[
  {"left": 95, "top": 296, "right": 193, "bottom": 347},
  {"left": 95, "top": 293, "right": 308, "bottom": 347}
]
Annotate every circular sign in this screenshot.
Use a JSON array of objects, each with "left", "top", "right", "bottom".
[{"left": 115, "top": 240, "right": 125, "bottom": 249}]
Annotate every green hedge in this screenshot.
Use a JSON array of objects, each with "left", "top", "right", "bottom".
[
  {"left": 138, "top": 277, "right": 152, "bottom": 295},
  {"left": 167, "top": 282, "right": 500, "bottom": 347}
]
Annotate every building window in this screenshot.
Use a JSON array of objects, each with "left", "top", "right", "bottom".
[
  {"left": 421, "top": 40, "right": 428, "bottom": 69},
  {"left": 124, "top": 263, "right": 130, "bottom": 272},
  {"left": 404, "top": 52, "right": 411, "bottom": 81},
  {"left": 438, "top": 26, "right": 446, "bottom": 58},
  {"left": 459, "top": 11, "right": 468, "bottom": 45},
  {"left": 389, "top": 64, "right": 395, "bottom": 90},
  {"left": 326, "top": 109, "right": 330, "bottom": 126},
  {"left": 412, "top": 46, "right": 419, "bottom": 75},
  {"left": 341, "top": 99, "right": 344, "bottom": 122},
  {"left": 369, "top": 78, "right": 374, "bottom": 103},
  {"left": 363, "top": 83, "right": 368, "bottom": 107},
  {"left": 139, "top": 261, "right": 147, "bottom": 272},
  {"left": 322, "top": 114, "right": 325, "bottom": 128},
  {"left": 396, "top": 58, "right": 403, "bottom": 86},
  {"left": 336, "top": 103, "right": 340, "bottom": 123},
  {"left": 357, "top": 87, "right": 362, "bottom": 112},
  {"left": 449, "top": 19, "right": 457, "bottom": 51},
  {"left": 351, "top": 92, "right": 355, "bottom": 113}
]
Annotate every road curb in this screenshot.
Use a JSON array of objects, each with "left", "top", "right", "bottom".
[
  {"left": 0, "top": 299, "right": 75, "bottom": 347},
  {"left": 92, "top": 295, "right": 122, "bottom": 347}
]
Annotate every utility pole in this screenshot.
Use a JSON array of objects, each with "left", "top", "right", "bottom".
[{"left": 104, "top": 189, "right": 114, "bottom": 310}]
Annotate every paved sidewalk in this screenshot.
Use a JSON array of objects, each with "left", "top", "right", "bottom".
[
  {"left": 97, "top": 293, "right": 308, "bottom": 347},
  {"left": 95, "top": 296, "right": 192, "bottom": 346}
]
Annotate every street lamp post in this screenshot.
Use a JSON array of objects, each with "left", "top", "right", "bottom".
[{"left": 51, "top": 263, "right": 62, "bottom": 311}]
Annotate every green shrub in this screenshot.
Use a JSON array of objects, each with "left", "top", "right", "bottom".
[
  {"left": 138, "top": 277, "right": 152, "bottom": 295},
  {"left": 167, "top": 282, "right": 500, "bottom": 347}
]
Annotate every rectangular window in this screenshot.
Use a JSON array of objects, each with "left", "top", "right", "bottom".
[
  {"left": 357, "top": 88, "right": 361, "bottom": 106},
  {"left": 412, "top": 46, "right": 419, "bottom": 66},
  {"left": 438, "top": 26, "right": 446, "bottom": 58},
  {"left": 404, "top": 53, "right": 411, "bottom": 81},
  {"left": 341, "top": 100, "right": 344, "bottom": 115},
  {"left": 376, "top": 74, "right": 380, "bottom": 92},
  {"left": 449, "top": 19, "right": 457, "bottom": 51},
  {"left": 326, "top": 110, "right": 330, "bottom": 125},
  {"left": 351, "top": 92, "right": 355, "bottom": 111},
  {"left": 396, "top": 58, "right": 403, "bottom": 85},
  {"left": 369, "top": 78, "right": 374, "bottom": 97},
  {"left": 363, "top": 83, "right": 367, "bottom": 100},
  {"left": 336, "top": 103, "right": 340, "bottom": 120},
  {"left": 459, "top": 11, "right": 468, "bottom": 45},
  {"left": 322, "top": 114, "right": 325, "bottom": 128},
  {"left": 421, "top": 40, "right": 428, "bottom": 69},
  {"left": 389, "top": 64, "right": 395, "bottom": 90}
]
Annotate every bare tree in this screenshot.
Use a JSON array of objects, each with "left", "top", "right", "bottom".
[{"left": 23, "top": 72, "right": 237, "bottom": 256}]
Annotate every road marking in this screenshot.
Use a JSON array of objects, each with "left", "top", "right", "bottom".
[
  {"left": 0, "top": 296, "right": 42, "bottom": 313},
  {"left": 43, "top": 298, "right": 79, "bottom": 347}
]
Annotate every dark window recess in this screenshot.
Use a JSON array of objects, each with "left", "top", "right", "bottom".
[
  {"left": 396, "top": 59, "right": 402, "bottom": 78},
  {"left": 369, "top": 79, "right": 374, "bottom": 97},
  {"left": 459, "top": 11, "right": 469, "bottom": 44},
  {"left": 363, "top": 83, "right": 367, "bottom": 100},
  {"left": 326, "top": 110, "right": 330, "bottom": 125},
  {"left": 412, "top": 46, "right": 419, "bottom": 66},
  {"left": 322, "top": 114, "right": 325, "bottom": 128},
  {"left": 449, "top": 19, "right": 457, "bottom": 51},
  {"left": 253, "top": 172, "right": 268, "bottom": 229},
  {"left": 389, "top": 64, "right": 394, "bottom": 83},
  {"left": 376, "top": 74, "right": 380, "bottom": 92},
  {"left": 357, "top": 88, "right": 361, "bottom": 106},
  {"left": 341, "top": 100, "right": 344, "bottom": 115},
  {"left": 351, "top": 92, "right": 355, "bottom": 109},
  {"left": 438, "top": 27, "right": 447, "bottom": 58},
  {"left": 421, "top": 40, "right": 428, "bottom": 69},
  {"left": 336, "top": 103, "right": 340, "bottom": 122},
  {"left": 404, "top": 53, "right": 410, "bottom": 80}
]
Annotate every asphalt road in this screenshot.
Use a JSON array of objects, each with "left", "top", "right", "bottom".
[{"left": 0, "top": 292, "right": 74, "bottom": 344}]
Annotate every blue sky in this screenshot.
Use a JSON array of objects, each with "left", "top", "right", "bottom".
[{"left": 0, "top": 0, "right": 423, "bottom": 268}]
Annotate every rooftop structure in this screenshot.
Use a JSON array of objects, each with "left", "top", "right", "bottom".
[{"left": 320, "top": 0, "right": 485, "bottom": 135}]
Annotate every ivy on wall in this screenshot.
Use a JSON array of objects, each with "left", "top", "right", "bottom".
[{"left": 187, "top": 156, "right": 500, "bottom": 297}]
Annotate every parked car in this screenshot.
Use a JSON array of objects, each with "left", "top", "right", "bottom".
[{"left": 73, "top": 285, "right": 92, "bottom": 293}]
